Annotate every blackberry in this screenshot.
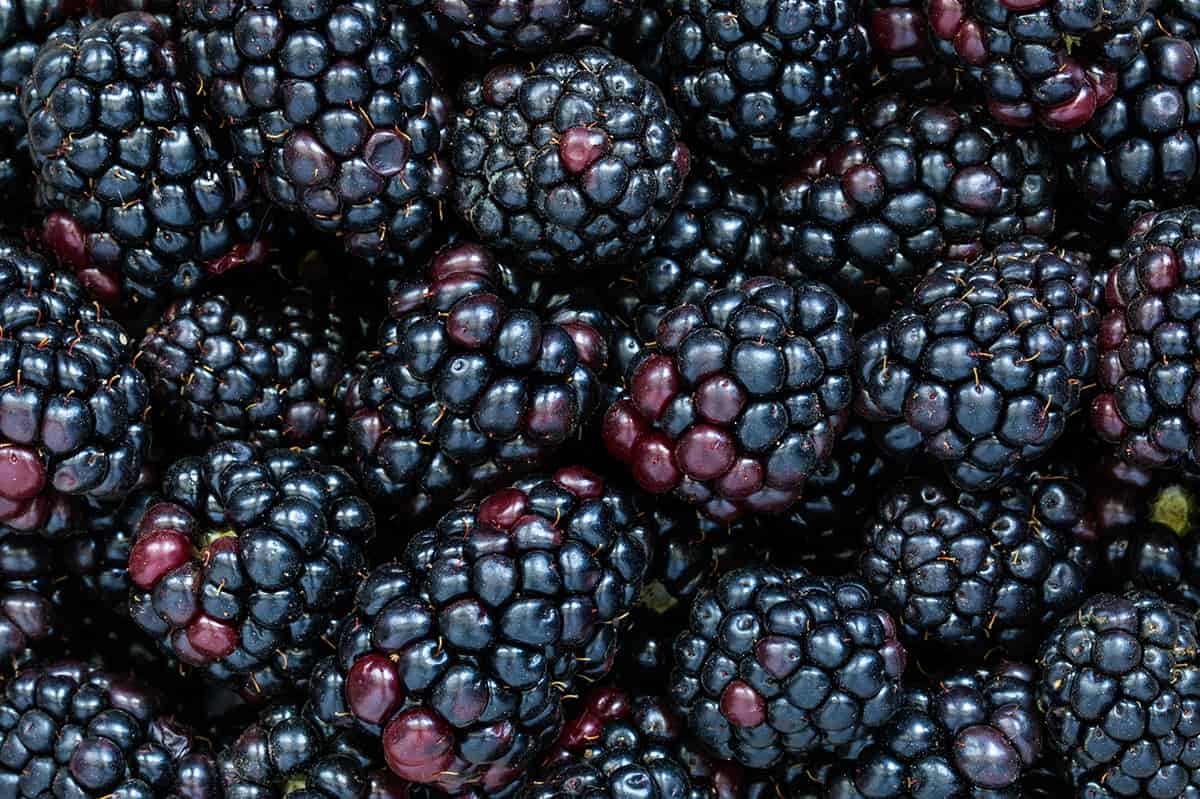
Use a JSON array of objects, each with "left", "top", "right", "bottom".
[
  {"left": 61, "top": 488, "right": 157, "bottom": 611},
  {"left": 824, "top": 663, "right": 1043, "bottom": 798},
  {"left": 865, "top": 0, "right": 954, "bottom": 97},
  {"left": 768, "top": 94, "right": 1058, "bottom": 322},
  {"left": 1037, "top": 590, "right": 1200, "bottom": 797},
  {"left": 660, "top": 0, "right": 870, "bottom": 166},
  {"left": 602, "top": 275, "right": 855, "bottom": 521},
  {"left": 309, "top": 468, "right": 650, "bottom": 796},
  {"left": 855, "top": 238, "right": 1098, "bottom": 490},
  {"left": 418, "top": 0, "right": 636, "bottom": 54},
  {"left": 343, "top": 241, "right": 612, "bottom": 519},
  {"left": 23, "top": 12, "right": 269, "bottom": 308},
  {"left": 859, "top": 469, "right": 1096, "bottom": 656},
  {"left": 0, "top": 534, "right": 60, "bottom": 666},
  {"left": 1101, "top": 522, "right": 1200, "bottom": 611},
  {"left": 449, "top": 47, "right": 690, "bottom": 273},
  {"left": 669, "top": 566, "right": 907, "bottom": 769},
  {"left": 126, "top": 441, "right": 375, "bottom": 699}
]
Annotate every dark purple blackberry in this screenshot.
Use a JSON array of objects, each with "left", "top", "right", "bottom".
[
  {"left": 660, "top": 0, "right": 870, "bottom": 166},
  {"left": 308, "top": 467, "right": 650, "bottom": 796},
  {"left": 602, "top": 2, "right": 673, "bottom": 86},
  {"left": 126, "top": 441, "right": 375, "bottom": 699},
  {"left": 669, "top": 566, "right": 907, "bottom": 769},
  {"left": 1037, "top": 590, "right": 1200, "bottom": 797},
  {"left": 343, "top": 241, "right": 612, "bottom": 519},
  {"left": 859, "top": 469, "right": 1097, "bottom": 655},
  {"left": 855, "top": 238, "right": 1098, "bottom": 490},
  {"left": 1101, "top": 521, "right": 1200, "bottom": 610},
  {"left": 768, "top": 95, "right": 1058, "bottom": 322},
  {"left": 602, "top": 275, "right": 854, "bottom": 521},
  {"left": 0, "top": 660, "right": 220, "bottom": 799},
  {"left": 417, "top": 0, "right": 636, "bottom": 54},
  {"left": 865, "top": 0, "right": 954, "bottom": 97},
  {"left": 61, "top": 488, "right": 157, "bottom": 611},
  {"left": 0, "top": 534, "right": 60, "bottom": 666},
  {"left": 825, "top": 663, "right": 1043, "bottom": 798},
  {"left": 449, "top": 47, "right": 690, "bottom": 274},
  {"left": 22, "top": 12, "right": 269, "bottom": 309}
]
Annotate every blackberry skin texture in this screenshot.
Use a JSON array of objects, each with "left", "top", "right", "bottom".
[
  {"left": 309, "top": 468, "right": 650, "bottom": 796},
  {"left": 669, "top": 566, "right": 907, "bottom": 769},
  {"left": 418, "top": 0, "right": 636, "bottom": 54},
  {"left": 138, "top": 289, "right": 349, "bottom": 460},
  {"left": 1101, "top": 521, "right": 1200, "bottom": 610},
  {"left": 1090, "top": 206, "right": 1200, "bottom": 470},
  {"left": 0, "top": 534, "right": 60, "bottom": 666},
  {"left": 1037, "top": 590, "right": 1200, "bottom": 797},
  {"left": 179, "top": 1, "right": 451, "bottom": 262},
  {"left": 0, "top": 661, "right": 220, "bottom": 799},
  {"left": 61, "top": 488, "right": 157, "bottom": 611},
  {"left": 925, "top": 0, "right": 1149, "bottom": 131},
  {"left": 603, "top": 275, "right": 855, "bottom": 521},
  {"left": 450, "top": 47, "right": 690, "bottom": 274},
  {"left": 126, "top": 441, "right": 376, "bottom": 699},
  {"left": 343, "top": 241, "right": 612, "bottom": 519},
  {"left": 855, "top": 238, "right": 1098, "bottom": 490},
  {"left": 768, "top": 94, "right": 1058, "bottom": 323},
  {"left": 825, "top": 663, "right": 1043, "bottom": 798},
  {"left": 22, "top": 12, "right": 268, "bottom": 309},
  {"left": 865, "top": 0, "right": 954, "bottom": 97},
  {"left": 859, "top": 470, "right": 1096, "bottom": 656},
  {"left": 661, "top": 0, "right": 870, "bottom": 167}
]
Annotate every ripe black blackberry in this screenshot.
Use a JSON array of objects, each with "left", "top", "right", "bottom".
[
  {"left": 768, "top": 94, "right": 1058, "bottom": 322},
  {"left": 343, "top": 241, "right": 612, "bottom": 519},
  {"left": 824, "top": 663, "right": 1043, "bottom": 798},
  {"left": 865, "top": 0, "right": 954, "bottom": 97},
  {"left": 670, "top": 566, "right": 907, "bottom": 769},
  {"left": 1101, "top": 521, "right": 1200, "bottom": 611},
  {"left": 309, "top": 468, "right": 650, "bottom": 796},
  {"left": 450, "top": 47, "right": 690, "bottom": 273},
  {"left": 0, "top": 534, "right": 60, "bottom": 666},
  {"left": 126, "top": 441, "right": 375, "bottom": 699},
  {"left": 660, "top": 0, "right": 870, "bottom": 166},
  {"left": 61, "top": 489, "right": 157, "bottom": 611},
  {"left": 22, "top": 12, "right": 269, "bottom": 308},
  {"left": 602, "top": 276, "right": 855, "bottom": 521},
  {"left": 855, "top": 238, "right": 1098, "bottom": 490},
  {"left": 1038, "top": 590, "right": 1200, "bottom": 797},
  {"left": 417, "top": 0, "right": 636, "bottom": 54}
]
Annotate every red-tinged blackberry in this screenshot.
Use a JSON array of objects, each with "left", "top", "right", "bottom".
[
  {"left": 924, "top": 0, "right": 1149, "bottom": 131},
  {"left": 824, "top": 663, "right": 1043, "bottom": 798},
  {"left": 61, "top": 488, "right": 157, "bottom": 611},
  {"left": 660, "top": 0, "right": 870, "bottom": 166},
  {"left": 768, "top": 94, "right": 1058, "bottom": 322},
  {"left": 449, "top": 47, "right": 690, "bottom": 274},
  {"left": 669, "top": 566, "right": 907, "bottom": 769},
  {"left": 0, "top": 660, "right": 220, "bottom": 799},
  {"left": 1037, "top": 590, "right": 1200, "bottom": 797},
  {"left": 855, "top": 238, "right": 1098, "bottom": 490},
  {"left": 0, "top": 534, "right": 60, "bottom": 666},
  {"left": 309, "top": 468, "right": 650, "bottom": 796},
  {"left": 22, "top": 12, "right": 270, "bottom": 309},
  {"left": 126, "top": 441, "right": 375, "bottom": 699},
  {"left": 416, "top": 0, "right": 637, "bottom": 54},
  {"left": 865, "top": 0, "right": 954, "bottom": 97},
  {"left": 343, "top": 241, "right": 612, "bottom": 519},
  {"left": 602, "top": 275, "right": 854, "bottom": 521},
  {"left": 178, "top": 1, "right": 451, "bottom": 262}
]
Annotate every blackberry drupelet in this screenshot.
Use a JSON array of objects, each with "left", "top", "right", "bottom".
[
  {"left": 449, "top": 47, "right": 690, "bottom": 273},
  {"left": 309, "top": 468, "right": 650, "bottom": 796},
  {"left": 126, "top": 441, "right": 375, "bottom": 699},
  {"left": 0, "top": 534, "right": 60, "bottom": 666},
  {"left": 1037, "top": 590, "right": 1200, "bottom": 797},
  {"left": 602, "top": 275, "right": 855, "bottom": 521},
  {"left": 23, "top": 12, "right": 268, "bottom": 308},
  {"left": 62, "top": 488, "right": 157, "bottom": 611},
  {"left": 865, "top": 0, "right": 954, "bottom": 97},
  {"left": 418, "top": 0, "right": 636, "bottom": 54},
  {"left": 824, "top": 663, "right": 1043, "bottom": 798},
  {"left": 768, "top": 94, "right": 1058, "bottom": 322},
  {"left": 859, "top": 469, "right": 1096, "bottom": 655},
  {"left": 669, "top": 566, "right": 907, "bottom": 769},
  {"left": 660, "top": 0, "right": 870, "bottom": 166},
  {"left": 855, "top": 238, "right": 1098, "bottom": 490},
  {"left": 343, "top": 241, "right": 612, "bottom": 519}
]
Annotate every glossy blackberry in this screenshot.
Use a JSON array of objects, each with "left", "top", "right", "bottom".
[
  {"left": 825, "top": 663, "right": 1043, "bottom": 798},
  {"left": 449, "top": 47, "right": 690, "bottom": 273},
  {"left": 309, "top": 468, "right": 650, "bottom": 796},
  {"left": 768, "top": 95, "right": 1058, "bottom": 322},
  {"left": 865, "top": 0, "right": 954, "bottom": 97},
  {"left": 127, "top": 441, "right": 375, "bottom": 699},
  {"left": 660, "top": 0, "right": 870, "bottom": 166},
  {"left": 343, "top": 241, "right": 612, "bottom": 519},
  {"left": 859, "top": 469, "right": 1096, "bottom": 655},
  {"left": 418, "top": 0, "right": 636, "bottom": 54},
  {"left": 1101, "top": 508, "right": 1200, "bottom": 610},
  {"left": 179, "top": 1, "right": 450, "bottom": 262},
  {"left": 0, "top": 534, "right": 60, "bottom": 666},
  {"left": 61, "top": 488, "right": 157, "bottom": 611},
  {"left": 925, "top": 0, "right": 1149, "bottom": 131},
  {"left": 669, "top": 566, "right": 907, "bottom": 769},
  {"left": 22, "top": 12, "right": 268, "bottom": 308},
  {"left": 0, "top": 661, "right": 220, "bottom": 799},
  {"left": 1037, "top": 590, "right": 1200, "bottom": 797},
  {"left": 855, "top": 238, "right": 1098, "bottom": 490}
]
